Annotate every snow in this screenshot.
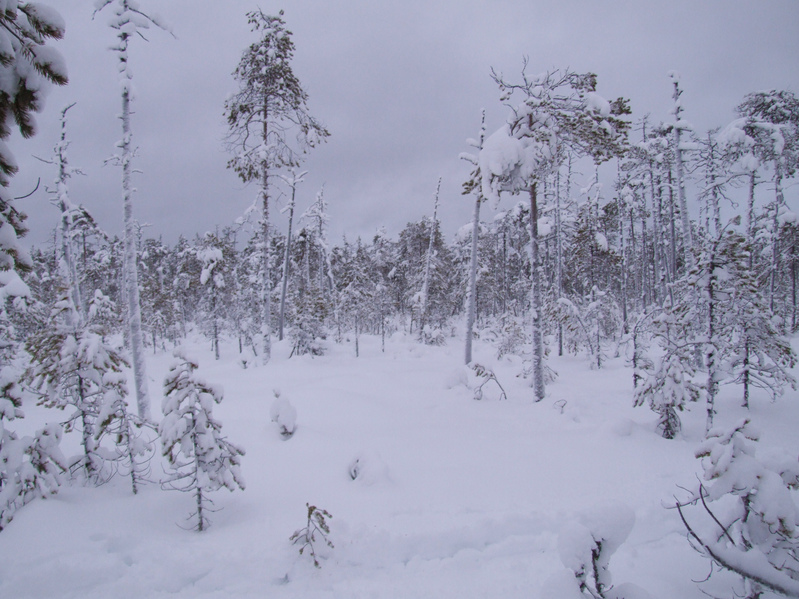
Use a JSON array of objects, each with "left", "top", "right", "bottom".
[
  {"left": 32, "top": 46, "right": 68, "bottom": 82},
  {"left": 2, "top": 331, "right": 798, "bottom": 598},
  {"left": 23, "top": 3, "right": 66, "bottom": 38},
  {"left": 585, "top": 91, "right": 611, "bottom": 117}
]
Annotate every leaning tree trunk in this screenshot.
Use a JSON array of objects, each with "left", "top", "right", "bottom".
[{"left": 529, "top": 182, "right": 545, "bottom": 401}]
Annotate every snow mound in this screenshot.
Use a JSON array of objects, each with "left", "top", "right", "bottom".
[{"left": 348, "top": 450, "right": 390, "bottom": 485}]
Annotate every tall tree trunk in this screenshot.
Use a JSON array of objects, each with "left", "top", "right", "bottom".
[
  {"left": 464, "top": 190, "right": 481, "bottom": 364},
  {"left": 261, "top": 109, "right": 272, "bottom": 363},
  {"left": 672, "top": 75, "right": 694, "bottom": 266},
  {"left": 770, "top": 164, "right": 784, "bottom": 316},
  {"left": 419, "top": 178, "right": 441, "bottom": 340},
  {"left": 706, "top": 243, "right": 718, "bottom": 433},
  {"left": 55, "top": 103, "right": 84, "bottom": 327},
  {"left": 529, "top": 182, "right": 545, "bottom": 401},
  {"left": 120, "top": 57, "right": 151, "bottom": 421},
  {"left": 278, "top": 177, "right": 299, "bottom": 341}
]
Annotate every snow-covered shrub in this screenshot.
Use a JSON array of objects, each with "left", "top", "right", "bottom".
[
  {"left": 420, "top": 324, "right": 446, "bottom": 347},
  {"left": 289, "top": 317, "right": 326, "bottom": 357},
  {"left": 675, "top": 419, "right": 799, "bottom": 598},
  {"left": 270, "top": 390, "right": 297, "bottom": 439},
  {"left": 0, "top": 418, "right": 66, "bottom": 532},
  {"left": 289, "top": 503, "right": 334, "bottom": 568},
  {"left": 160, "top": 349, "right": 245, "bottom": 531},
  {"left": 551, "top": 504, "right": 635, "bottom": 597},
  {"left": 494, "top": 315, "right": 526, "bottom": 359},
  {"left": 471, "top": 363, "right": 507, "bottom": 401}
]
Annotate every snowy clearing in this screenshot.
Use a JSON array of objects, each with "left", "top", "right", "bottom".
[{"left": 1, "top": 331, "right": 797, "bottom": 598}]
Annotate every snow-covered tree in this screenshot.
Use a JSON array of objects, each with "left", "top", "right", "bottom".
[
  {"left": 197, "top": 232, "right": 231, "bottom": 360},
  {"left": 0, "top": 418, "right": 65, "bottom": 532},
  {"left": 40, "top": 103, "right": 85, "bottom": 328},
  {"left": 416, "top": 178, "right": 442, "bottom": 340},
  {"left": 0, "top": 4, "right": 68, "bottom": 529},
  {"left": 93, "top": 0, "right": 171, "bottom": 421},
  {"left": 479, "top": 66, "right": 629, "bottom": 400},
  {"left": 634, "top": 336, "right": 700, "bottom": 439},
  {"left": 676, "top": 419, "right": 799, "bottom": 598},
  {"left": 734, "top": 90, "right": 799, "bottom": 319},
  {"left": 669, "top": 71, "right": 695, "bottom": 265},
  {"left": 25, "top": 290, "right": 131, "bottom": 482},
  {"left": 160, "top": 349, "right": 245, "bottom": 531},
  {"left": 225, "top": 9, "right": 329, "bottom": 364}
]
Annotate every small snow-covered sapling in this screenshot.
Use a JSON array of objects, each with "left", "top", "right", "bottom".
[
  {"left": 289, "top": 503, "right": 334, "bottom": 568},
  {"left": 270, "top": 390, "right": 297, "bottom": 439}
]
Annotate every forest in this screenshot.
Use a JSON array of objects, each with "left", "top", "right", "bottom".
[{"left": 1, "top": 2, "right": 799, "bottom": 599}]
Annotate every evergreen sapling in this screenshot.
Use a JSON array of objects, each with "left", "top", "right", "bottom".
[{"left": 160, "top": 349, "right": 245, "bottom": 531}]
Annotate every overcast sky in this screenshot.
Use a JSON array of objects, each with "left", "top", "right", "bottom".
[{"left": 11, "top": 0, "right": 799, "bottom": 247}]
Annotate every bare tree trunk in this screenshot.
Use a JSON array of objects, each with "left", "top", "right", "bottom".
[
  {"left": 419, "top": 178, "right": 441, "bottom": 340},
  {"left": 121, "top": 67, "right": 151, "bottom": 421},
  {"left": 278, "top": 174, "right": 302, "bottom": 341},
  {"left": 55, "top": 103, "right": 84, "bottom": 327},
  {"left": 464, "top": 188, "right": 481, "bottom": 364},
  {"left": 671, "top": 75, "right": 694, "bottom": 266},
  {"left": 529, "top": 182, "right": 545, "bottom": 401},
  {"left": 261, "top": 111, "right": 272, "bottom": 363},
  {"left": 770, "top": 164, "right": 784, "bottom": 316}
]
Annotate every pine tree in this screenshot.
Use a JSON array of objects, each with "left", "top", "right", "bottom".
[
  {"left": 160, "top": 349, "right": 245, "bottom": 531},
  {"left": 225, "top": 10, "right": 329, "bottom": 364},
  {"left": 677, "top": 419, "right": 799, "bottom": 598}
]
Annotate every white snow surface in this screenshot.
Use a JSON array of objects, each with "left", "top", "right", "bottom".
[{"left": 2, "top": 330, "right": 798, "bottom": 598}]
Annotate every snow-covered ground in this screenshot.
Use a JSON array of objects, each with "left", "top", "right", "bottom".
[{"left": 2, "top": 330, "right": 797, "bottom": 598}]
